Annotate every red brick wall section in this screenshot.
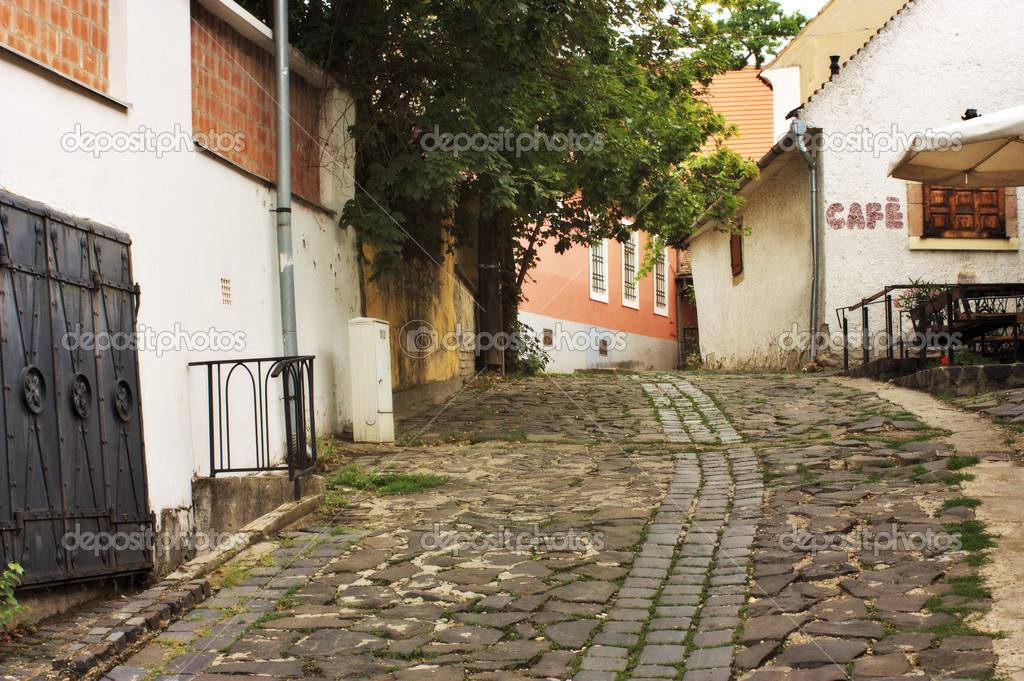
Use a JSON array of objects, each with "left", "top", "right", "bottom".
[
  {"left": 190, "top": 1, "right": 322, "bottom": 204},
  {"left": 0, "top": 0, "right": 110, "bottom": 92}
]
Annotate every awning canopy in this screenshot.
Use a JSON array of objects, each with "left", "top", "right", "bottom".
[{"left": 888, "top": 104, "right": 1024, "bottom": 188}]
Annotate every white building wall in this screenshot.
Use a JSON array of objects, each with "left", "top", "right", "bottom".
[
  {"left": 0, "top": 0, "right": 361, "bottom": 523},
  {"left": 799, "top": 0, "right": 1024, "bottom": 354},
  {"left": 518, "top": 311, "right": 678, "bottom": 373},
  {"left": 760, "top": 66, "right": 801, "bottom": 144},
  {"left": 689, "top": 154, "right": 813, "bottom": 369}
]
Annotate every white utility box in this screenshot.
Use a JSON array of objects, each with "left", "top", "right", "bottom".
[{"left": 348, "top": 318, "right": 395, "bottom": 443}]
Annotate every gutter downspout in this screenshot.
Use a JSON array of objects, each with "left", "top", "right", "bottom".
[
  {"left": 274, "top": 0, "right": 305, "bottom": 496},
  {"left": 274, "top": 0, "right": 297, "bottom": 358},
  {"left": 791, "top": 119, "right": 820, "bottom": 363}
]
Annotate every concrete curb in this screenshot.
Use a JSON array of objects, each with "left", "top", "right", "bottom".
[
  {"left": 165, "top": 490, "right": 325, "bottom": 582},
  {"left": 53, "top": 578, "right": 213, "bottom": 674}
]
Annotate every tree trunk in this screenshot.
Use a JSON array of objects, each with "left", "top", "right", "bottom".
[
  {"left": 500, "top": 231, "right": 519, "bottom": 364},
  {"left": 478, "top": 210, "right": 507, "bottom": 372}
]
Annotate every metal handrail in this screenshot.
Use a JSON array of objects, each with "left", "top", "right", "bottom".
[
  {"left": 188, "top": 355, "right": 317, "bottom": 480},
  {"left": 837, "top": 284, "right": 1024, "bottom": 371}
]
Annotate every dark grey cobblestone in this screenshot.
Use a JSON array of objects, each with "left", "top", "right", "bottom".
[
  {"left": 3, "top": 371, "right": 1004, "bottom": 681},
  {"left": 576, "top": 437, "right": 763, "bottom": 681}
]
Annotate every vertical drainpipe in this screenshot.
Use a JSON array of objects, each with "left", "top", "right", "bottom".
[
  {"left": 274, "top": 0, "right": 298, "bottom": 358},
  {"left": 791, "top": 118, "right": 820, "bottom": 363}
]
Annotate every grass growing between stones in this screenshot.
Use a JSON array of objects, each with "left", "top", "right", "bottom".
[
  {"left": 946, "top": 455, "right": 982, "bottom": 470},
  {"left": 940, "top": 496, "right": 983, "bottom": 512},
  {"left": 211, "top": 560, "right": 253, "bottom": 589},
  {"left": 326, "top": 463, "right": 448, "bottom": 496},
  {"left": 944, "top": 519, "right": 997, "bottom": 555},
  {"left": 943, "top": 471, "right": 977, "bottom": 485}
]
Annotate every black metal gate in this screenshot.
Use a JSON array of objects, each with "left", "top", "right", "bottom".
[{"left": 0, "top": 191, "right": 153, "bottom": 587}]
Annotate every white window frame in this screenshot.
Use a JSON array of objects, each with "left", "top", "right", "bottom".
[
  {"left": 589, "top": 239, "right": 609, "bottom": 303},
  {"left": 622, "top": 231, "right": 639, "bottom": 309},
  {"left": 653, "top": 247, "right": 669, "bottom": 317}
]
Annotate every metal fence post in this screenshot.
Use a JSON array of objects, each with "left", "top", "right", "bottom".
[{"left": 862, "top": 303, "right": 870, "bottom": 366}]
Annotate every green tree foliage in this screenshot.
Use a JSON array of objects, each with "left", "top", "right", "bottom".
[
  {"left": 233, "top": 0, "right": 803, "bottom": 362},
  {"left": 697, "top": 0, "right": 808, "bottom": 68}
]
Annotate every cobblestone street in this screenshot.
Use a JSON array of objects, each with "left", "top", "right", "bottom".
[{"left": 1, "top": 371, "right": 1016, "bottom": 681}]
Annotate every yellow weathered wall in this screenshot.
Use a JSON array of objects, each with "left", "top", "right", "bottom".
[{"left": 362, "top": 243, "right": 477, "bottom": 392}]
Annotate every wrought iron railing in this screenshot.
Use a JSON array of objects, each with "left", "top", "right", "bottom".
[
  {"left": 188, "top": 355, "right": 317, "bottom": 479},
  {"left": 836, "top": 284, "right": 1024, "bottom": 371},
  {"left": 679, "top": 327, "right": 700, "bottom": 366}
]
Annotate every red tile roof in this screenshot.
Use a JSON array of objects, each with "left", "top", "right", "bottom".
[{"left": 699, "top": 66, "right": 776, "bottom": 161}]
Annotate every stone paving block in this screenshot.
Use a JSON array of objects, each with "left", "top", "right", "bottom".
[
  {"left": 654, "top": 606, "right": 697, "bottom": 618},
  {"left": 529, "top": 650, "right": 577, "bottom": 678},
  {"left": 544, "top": 619, "right": 600, "bottom": 648},
  {"left": 685, "top": 645, "right": 734, "bottom": 669},
  {"left": 592, "top": 633, "right": 640, "bottom": 647},
  {"left": 645, "top": 630, "right": 688, "bottom": 644},
  {"left": 662, "top": 584, "right": 703, "bottom": 595},
  {"left": 696, "top": 616, "right": 740, "bottom": 631},
  {"left": 682, "top": 668, "right": 730, "bottom": 681},
  {"left": 573, "top": 672, "right": 617, "bottom": 681},
  {"left": 648, "top": 617, "right": 692, "bottom": 631},
  {"left": 639, "top": 645, "right": 687, "bottom": 664},
  {"left": 692, "top": 630, "right": 733, "bottom": 648},
  {"left": 580, "top": 655, "right": 628, "bottom": 672},
  {"left": 633, "top": 665, "right": 679, "bottom": 678},
  {"left": 103, "top": 667, "right": 148, "bottom": 681},
  {"left": 167, "top": 651, "right": 219, "bottom": 674},
  {"left": 607, "top": 608, "right": 649, "bottom": 622}
]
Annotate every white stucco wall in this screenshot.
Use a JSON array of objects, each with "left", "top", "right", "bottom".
[
  {"left": 799, "top": 0, "right": 1024, "bottom": 357},
  {"left": 689, "top": 154, "right": 813, "bottom": 369},
  {"left": 760, "top": 66, "right": 801, "bottom": 144},
  {"left": 518, "top": 311, "right": 678, "bottom": 373},
  {"left": 0, "top": 0, "right": 361, "bottom": 523}
]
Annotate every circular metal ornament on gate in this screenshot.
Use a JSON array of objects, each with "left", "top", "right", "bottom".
[
  {"left": 21, "top": 366, "right": 46, "bottom": 414},
  {"left": 112, "top": 378, "right": 133, "bottom": 422},
  {"left": 70, "top": 373, "right": 92, "bottom": 418}
]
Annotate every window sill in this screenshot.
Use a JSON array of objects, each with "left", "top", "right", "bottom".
[
  {"left": 590, "top": 292, "right": 609, "bottom": 304},
  {"left": 654, "top": 306, "right": 669, "bottom": 318},
  {"left": 908, "top": 236, "right": 1019, "bottom": 251}
]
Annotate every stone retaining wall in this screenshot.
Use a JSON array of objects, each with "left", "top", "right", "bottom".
[{"left": 893, "top": 363, "right": 1024, "bottom": 396}]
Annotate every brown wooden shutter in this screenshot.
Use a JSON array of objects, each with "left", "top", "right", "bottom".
[
  {"left": 730, "top": 233, "right": 743, "bottom": 276},
  {"left": 975, "top": 189, "right": 1004, "bottom": 236},
  {"left": 923, "top": 185, "right": 1005, "bottom": 238}
]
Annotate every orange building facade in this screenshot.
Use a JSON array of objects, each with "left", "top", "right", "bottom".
[
  {"left": 519, "top": 230, "right": 687, "bottom": 372},
  {"left": 517, "top": 66, "right": 773, "bottom": 371}
]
